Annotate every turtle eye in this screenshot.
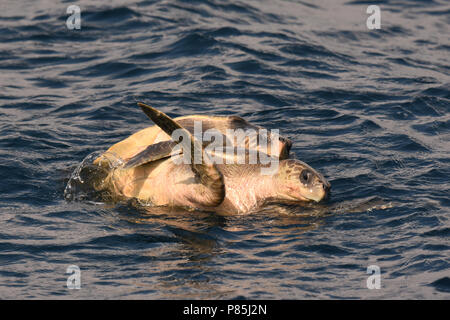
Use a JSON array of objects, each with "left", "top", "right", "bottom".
[{"left": 300, "top": 169, "right": 311, "bottom": 185}]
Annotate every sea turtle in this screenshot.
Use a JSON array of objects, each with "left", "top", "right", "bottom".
[{"left": 91, "top": 103, "right": 330, "bottom": 214}]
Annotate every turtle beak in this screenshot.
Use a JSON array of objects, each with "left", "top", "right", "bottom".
[
  {"left": 279, "top": 136, "right": 292, "bottom": 159},
  {"left": 313, "top": 179, "right": 331, "bottom": 202},
  {"left": 303, "top": 178, "right": 331, "bottom": 203},
  {"left": 321, "top": 182, "right": 331, "bottom": 201}
]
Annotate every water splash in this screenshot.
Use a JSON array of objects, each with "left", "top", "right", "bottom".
[{"left": 64, "top": 151, "right": 123, "bottom": 203}]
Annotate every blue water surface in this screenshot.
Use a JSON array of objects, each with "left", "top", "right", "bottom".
[{"left": 0, "top": 0, "right": 449, "bottom": 299}]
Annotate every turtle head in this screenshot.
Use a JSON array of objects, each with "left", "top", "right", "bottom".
[{"left": 276, "top": 159, "right": 330, "bottom": 203}]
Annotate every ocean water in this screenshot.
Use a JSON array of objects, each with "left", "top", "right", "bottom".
[{"left": 0, "top": 0, "right": 449, "bottom": 299}]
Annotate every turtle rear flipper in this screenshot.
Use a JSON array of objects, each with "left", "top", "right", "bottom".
[
  {"left": 138, "top": 102, "right": 225, "bottom": 207},
  {"left": 123, "top": 140, "right": 178, "bottom": 169}
]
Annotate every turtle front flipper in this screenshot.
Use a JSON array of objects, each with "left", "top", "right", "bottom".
[
  {"left": 137, "top": 102, "right": 225, "bottom": 207},
  {"left": 123, "top": 140, "right": 178, "bottom": 169}
]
